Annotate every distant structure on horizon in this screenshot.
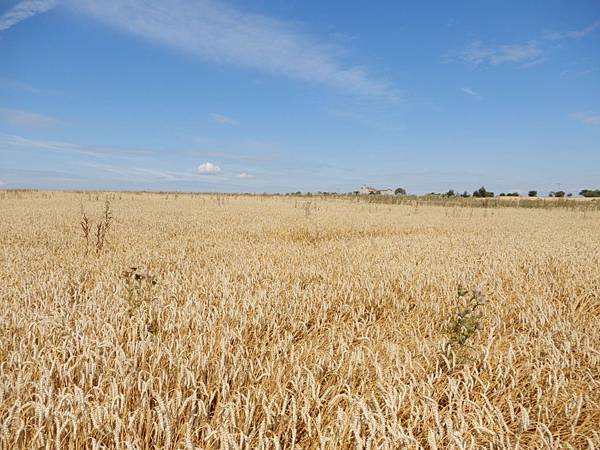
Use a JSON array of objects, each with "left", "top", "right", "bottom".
[{"left": 359, "top": 185, "right": 395, "bottom": 196}]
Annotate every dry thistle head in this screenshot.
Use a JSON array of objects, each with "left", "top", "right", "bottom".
[
  {"left": 79, "top": 204, "right": 92, "bottom": 255},
  {"left": 102, "top": 199, "right": 112, "bottom": 230},
  {"left": 146, "top": 319, "right": 159, "bottom": 334},
  {"left": 122, "top": 267, "right": 156, "bottom": 285},
  {"left": 94, "top": 200, "right": 113, "bottom": 255},
  {"left": 122, "top": 266, "right": 138, "bottom": 278}
]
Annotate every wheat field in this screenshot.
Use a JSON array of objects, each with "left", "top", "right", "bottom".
[{"left": 1, "top": 191, "right": 599, "bottom": 449}]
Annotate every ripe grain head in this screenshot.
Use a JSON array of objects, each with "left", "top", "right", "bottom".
[{"left": 0, "top": 191, "right": 599, "bottom": 448}]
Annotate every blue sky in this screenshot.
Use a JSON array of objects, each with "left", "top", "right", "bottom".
[{"left": 0, "top": 0, "right": 599, "bottom": 194}]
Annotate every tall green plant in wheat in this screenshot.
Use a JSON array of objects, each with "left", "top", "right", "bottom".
[{"left": 444, "top": 286, "right": 487, "bottom": 365}]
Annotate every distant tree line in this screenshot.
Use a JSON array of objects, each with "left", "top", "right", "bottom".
[
  {"left": 420, "top": 187, "right": 600, "bottom": 198},
  {"left": 283, "top": 187, "right": 600, "bottom": 198}
]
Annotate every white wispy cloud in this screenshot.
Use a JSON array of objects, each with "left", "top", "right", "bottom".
[
  {"left": 544, "top": 20, "right": 600, "bottom": 41},
  {"left": 0, "top": 107, "right": 60, "bottom": 128},
  {"left": 461, "top": 87, "right": 479, "bottom": 98},
  {"left": 3, "top": 1, "right": 397, "bottom": 98},
  {"left": 560, "top": 67, "right": 597, "bottom": 79},
  {"left": 237, "top": 172, "right": 254, "bottom": 179},
  {"left": 572, "top": 112, "right": 600, "bottom": 126},
  {"left": 210, "top": 113, "right": 238, "bottom": 125},
  {"left": 459, "top": 41, "right": 542, "bottom": 65},
  {"left": 569, "top": 20, "right": 600, "bottom": 38},
  {"left": 0, "top": 0, "right": 56, "bottom": 31},
  {"left": 455, "top": 20, "right": 600, "bottom": 67},
  {"left": 0, "top": 133, "right": 154, "bottom": 157},
  {"left": 197, "top": 162, "right": 221, "bottom": 174},
  {"left": 59, "top": 0, "right": 397, "bottom": 99},
  {"left": 81, "top": 162, "right": 208, "bottom": 181},
  {"left": 520, "top": 57, "right": 547, "bottom": 69},
  {"left": 0, "top": 78, "right": 61, "bottom": 95}
]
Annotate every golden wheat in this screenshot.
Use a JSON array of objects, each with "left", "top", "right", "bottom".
[{"left": 1, "top": 191, "right": 599, "bottom": 449}]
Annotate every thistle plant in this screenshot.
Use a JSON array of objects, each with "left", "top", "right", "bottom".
[
  {"left": 122, "top": 266, "right": 157, "bottom": 319},
  {"left": 303, "top": 201, "right": 312, "bottom": 217},
  {"left": 79, "top": 199, "right": 113, "bottom": 256},
  {"left": 80, "top": 205, "right": 91, "bottom": 256},
  {"left": 444, "top": 285, "right": 487, "bottom": 363},
  {"left": 95, "top": 200, "right": 112, "bottom": 255}
]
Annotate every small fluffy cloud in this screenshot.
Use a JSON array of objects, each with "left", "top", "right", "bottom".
[
  {"left": 210, "top": 113, "right": 238, "bottom": 125},
  {"left": 0, "top": 0, "right": 56, "bottom": 31},
  {"left": 197, "top": 162, "right": 222, "bottom": 174},
  {"left": 572, "top": 112, "right": 600, "bottom": 126},
  {"left": 237, "top": 172, "right": 254, "bottom": 179}
]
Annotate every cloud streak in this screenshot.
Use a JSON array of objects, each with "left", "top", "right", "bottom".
[
  {"left": 544, "top": 20, "right": 600, "bottom": 40},
  {"left": 459, "top": 41, "right": 542, "bottom": 66},
  {"left": 572, "top": 112, "right": 600, "bottom": 126},
  {"left": 461, "top": 87, "right": 480, "bottom": 98},
  {"left": 0, "top": 133, "right": 155, "bottom": 157},
  {"left": 455, "top": 20, "right": 600, "bottom": 67},
  {"left": 81, "top": 162, "right": 213, "bottom": 182},
  {"left": 0, "top": 78, "right": 61, "bottom": 96},
  {"left": 57, "top": 0, "right": 397, "bottom": 99},
  {"left": 0, "top": 0, "right": 55, "bottom": 31},
  {"left": 2, "top": 1, "right": 397, "bottom": 98},
  {"left": 0, "top": 107, "right": 61, "bottom": 128},
  {"left": 210, "top": 113, "right": 237, "bottom": 125}
]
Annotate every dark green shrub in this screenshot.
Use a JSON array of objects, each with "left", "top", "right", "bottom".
[
  {"left": 473, "top": 187, "right": 493, "bottom": 198},
  {"left": 580, "top": 189, "right": 600, "bottom": 198}
]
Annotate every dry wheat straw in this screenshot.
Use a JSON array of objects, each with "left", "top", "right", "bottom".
[{"left": 0, "top": 191, "right": 599, "bottom": 448}]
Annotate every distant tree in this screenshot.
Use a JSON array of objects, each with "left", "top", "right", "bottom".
[
  {"left": 567, "top": 193, "right": 573, "bottom": 197},
  {"left": 461, "top": 191, "right": 470, "bottom": 198},
  {"left": 507, "top": 192, "right": 520, "bottom": 197},
  {"left": 552, "top": 191, "right": 565, "bottom": 198},
  {"left": 580, "top": 189, "right": 600, "bottom": 197},
  {"left": 473, "top": 186, "right": 493, "bottom": 198},
  {"left": 394, "top": 187, "right": 407, "bottom": 195},
  {"left": 499, "top": 193, "right": 506, "bottom": 197},
  {"left": 444, "top": 189, "right": 456, "bottom": 197},
  {"left": 528, "top": 190, "right": 538, "bottom": 197}
]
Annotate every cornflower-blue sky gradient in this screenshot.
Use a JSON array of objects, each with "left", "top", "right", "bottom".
[{"left": 0, "top": 0, "right": 599, "bottom": 194}]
